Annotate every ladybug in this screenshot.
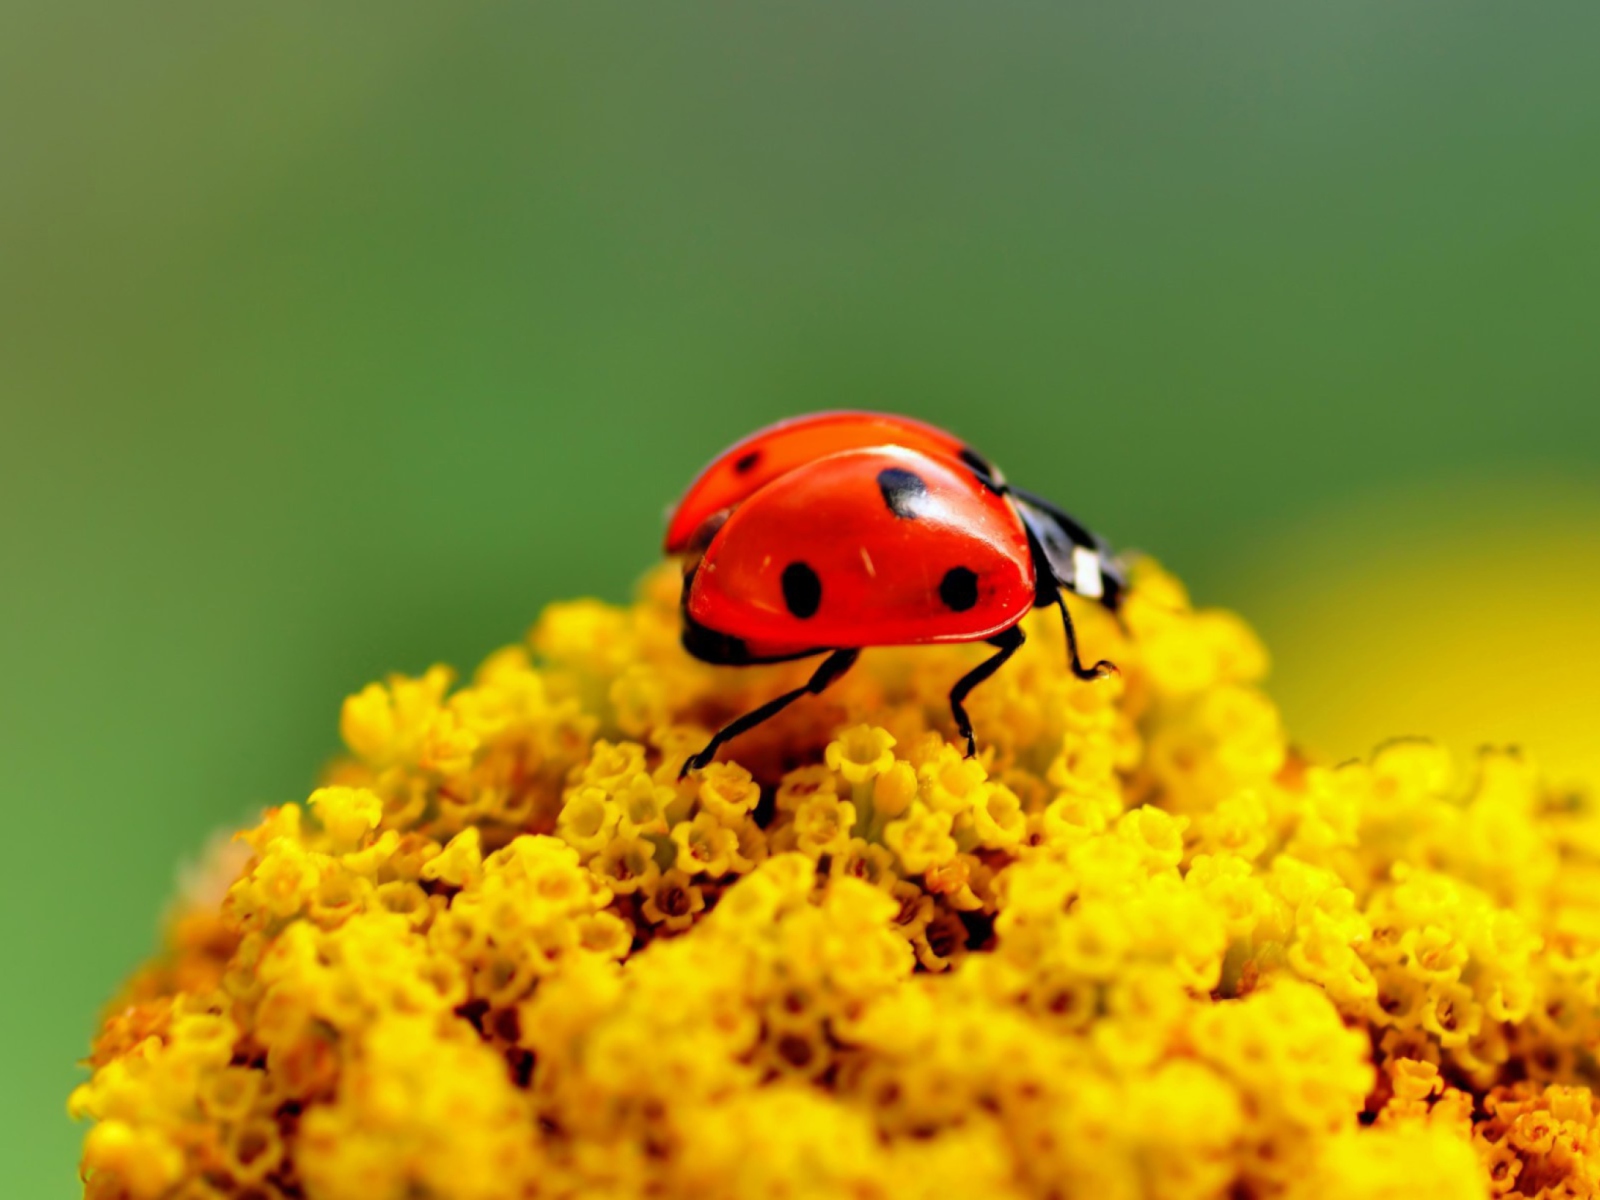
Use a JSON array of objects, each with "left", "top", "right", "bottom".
[{"left": 665, "top": 412, "right": 1126, "bottom": 776}]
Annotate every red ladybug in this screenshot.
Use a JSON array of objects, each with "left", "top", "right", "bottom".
[{"left": 666, "top": 412, "right": 1125, "bottom": 775}]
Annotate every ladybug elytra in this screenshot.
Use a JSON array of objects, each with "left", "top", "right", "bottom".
[{"left": 666, "top": 412, "right": 1126, "bottom": 775}]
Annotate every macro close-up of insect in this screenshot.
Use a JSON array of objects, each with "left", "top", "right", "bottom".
[
  {"left": 22, "top": 7, "right": 1600, "bottom": 1197},
  {"left": 666, "top": 412, "right": 1127, "bottom": 775}
]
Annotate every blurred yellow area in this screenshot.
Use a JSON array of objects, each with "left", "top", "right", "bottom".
[{"left": 1245, "top": 477, "right": 1600, "bottom": 790}]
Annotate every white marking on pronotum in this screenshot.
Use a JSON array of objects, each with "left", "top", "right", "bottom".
[
  {"left": 859, "top": 547, "right": 876, "bottom": 577},
  {"left": 1072, "top": 546, "right": 1104, "bottom": 600}
]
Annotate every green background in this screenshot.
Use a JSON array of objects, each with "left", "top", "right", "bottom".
[{"left": 4, "top": 3, "right": 1597, "bottom": 1194}]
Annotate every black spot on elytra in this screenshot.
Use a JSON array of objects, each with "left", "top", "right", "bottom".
[
  {"left": 940, "top": 566, "right": 979, "bottom": 612},
  {"left": 733, "top": 450, "right": 762, "bottom": 474},
  {"left": 781, "top": 561, "right": 822, "bottom": 619},
  {"left": 877, "top": 467, "right": 929, "bottom": 519}
]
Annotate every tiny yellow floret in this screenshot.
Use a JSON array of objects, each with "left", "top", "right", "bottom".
[
  {"left": 825, "top": 723, "right": 898, "bottom": 783},
  {"left": 307, "top": 786, "right": 383, "bottom": 849}
]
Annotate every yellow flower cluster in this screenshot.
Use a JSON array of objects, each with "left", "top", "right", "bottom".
[{"left": 71, "top": 560, "right": 1600, "bottom": 1199}]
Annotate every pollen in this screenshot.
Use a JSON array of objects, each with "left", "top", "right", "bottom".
[{"left": 70, "top": 558, "right": 1596, "bottom": 1200}]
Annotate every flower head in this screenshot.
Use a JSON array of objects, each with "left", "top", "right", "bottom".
[{"left": 71, "top": 559, "right": 1599, "bottom": 1200}]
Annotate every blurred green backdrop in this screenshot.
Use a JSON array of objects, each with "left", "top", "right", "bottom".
[{"left": 4, "top": 2, "right": 1598, "bottom": 1194}]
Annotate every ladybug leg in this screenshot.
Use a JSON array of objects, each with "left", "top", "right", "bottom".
[
  {"left": 948, "top": 625, "right": 1025, "bottom": 759},
  {"left": 1052, "top": 589, "right": 1118, "bottom": 682},
  {"left": 680, "top": 648, "right": 860, "bottom": 778}
]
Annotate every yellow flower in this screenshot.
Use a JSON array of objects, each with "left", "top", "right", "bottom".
[
  {"left": 307, "top": 785, "right": 384, "bottom": 849},
  {"left": 1116, "top": 805, "right": 1187, "bottom": 873},
  {"left": 612, "top": 772, "right": 675, "bottom": 837},
  {"left": 1401, "top": 925, "right": 1469, "bottom": 984},
  {"left": 641, "top": 868, "right": 706, "bottom": 931},
  {"left": 72, "top": 558, "right": 1600, "bottom": 1200},
  {"left": 578, "top": 738, "right": 650, "bottom": 790},
  {"left": 80, "top": 1121, "right": 185, "bottom": 1199},
  {"left": 825, "top": 724, "right": 897, "bottom": 783},
  {"left": 340, "top": 665, "right": 480, "bottom": 776},
  {"left": 791, "top": 793, "right": 858, "bottom": 858},
  {"left": 970, "top": 782, "right": 1027, "bottom": 849},
  {"left": 1419, "top": 981, "right": 1483, "bottom": 1049},
  {"left": 872, "top": 760, "right": 919, "bottom": 821},
  {"left": 556, "top": 785, "right": 620, "bottom": 857},
  {"left": 592, "top": 833, "right": 662, "bottom": 895},
  {"left": 420, "top": 826, "right": 482, "bottom": 888},
  {"left": 575, "top": 911, "right": 635, "bottom": 960},
  {"left": 883, "top": 803, "right": 958, "bottom": 876},
  {"left": 298, "top": 1015, "right": 538, "bottom": 1200},
  {"left": 671, "top": 812, "right": 741, "bottom": 877},
  {"left": 918, "top": 745, "right": 992, "bottom": 816},
  {"left": 774, "top": 764, "right": 840, "bottom": 814}
]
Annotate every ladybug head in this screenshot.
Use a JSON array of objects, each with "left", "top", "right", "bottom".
[
  {"left": 678, "top": 509, "right": 730, "bottom": 559},
  {"left": 1010, "top": 490, "right": 1125, "bottom": 613}
]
